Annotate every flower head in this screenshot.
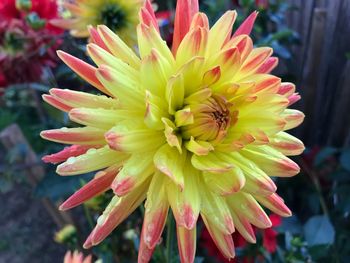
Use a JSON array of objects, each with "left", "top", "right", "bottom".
[
  {"left": 0, "top": 0, "right": 62, "bottom": 33},
  {"left": 41, "top": 0, "right": 304, "bottom": 262},
  {"left": 51, "top": 0, "right": 142, "bottom": 44},
  {"left": 0, "top": 19, "right": 61, "bottom": 87}
]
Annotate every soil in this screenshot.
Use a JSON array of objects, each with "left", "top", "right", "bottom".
[{"left": 0, "top": 182, "right": 65, "bottom": 263}]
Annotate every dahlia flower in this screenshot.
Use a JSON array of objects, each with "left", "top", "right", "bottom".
[
  {"left": 51, "top": 0, "right": 142, "bottom": 44},
  {"left": 0, "top": 19, "right": 61, "bottom": 87},
  {"left": 64, "top": 251, "right": 92, "bottom": 263},
  {"left": 41, "top": 0, "right": 304, "bottom": 261},
  {"left": 0, "top": 0, "right": 62, "bottom": 33}
]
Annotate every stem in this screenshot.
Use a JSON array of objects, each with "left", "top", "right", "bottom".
[
  {"left": 299, "top": 158, "right": 329, "bottom": 216},
  {"left": 83, "top": 204, "right": 94, "bottom": 230},
  {"left": 166, "top": 211, "right": 175, "bottom": 263}
]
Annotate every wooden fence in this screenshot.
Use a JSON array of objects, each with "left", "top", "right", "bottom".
[{"left": 285, "top": 0, "right": 350, "bottom": 147}]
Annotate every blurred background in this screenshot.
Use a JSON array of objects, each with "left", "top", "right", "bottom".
[{"left": 0, "top": 0, "right": 349, "bottom": 262}]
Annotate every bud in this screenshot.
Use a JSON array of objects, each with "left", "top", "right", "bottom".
[
  {"left": 15, "top": 0, "right": 32, "bottom": 12},
  {"left": 54, "top": 224, "right": 77, "bottom": 244},
  {"left": 26, "top": 12, "right": 46, "bottom": 30}
]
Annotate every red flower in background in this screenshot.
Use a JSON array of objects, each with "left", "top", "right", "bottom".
[
  {"left": 255, "top": 0, "right": 269, "bottom": 9},
  {"left": 0, "top": 0, "right": 62, "bottom": 33},
  {"left": 0, "top": 19, "right": 61, "bottom": 86},
  {"left": 200, "top": 214, "right": 282, "bottom": 262},
  {"left": 0, "top": 0, "right": 62, "bottom": 91}
]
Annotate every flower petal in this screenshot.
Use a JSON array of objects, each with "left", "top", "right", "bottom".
[
  {"left": 142, "top": 172, "right": 169, "bottom": 249},
  {"left": 200, "top": 182, "right": 235, "bottom": 234},
  {"left": 201, "top": 215, "right": 235, "bottom": 260},
  {"left": 97, "top": 25, "right": 141, "bottom": 69},
  {"left": 207, "top": 11, "right": 237, "bottom": 54},
  {"left": 42, "top": 145, "right": 95, "bottom": 164},
  {"left": 227, "top": 192, "right": 272, "bottom": 229},
  {"left": 56, "top": 146, "right": 128, "bottom": 176},
  {"left": 154, "top": 144, "right": 186, "bottom": 189},
  {"left": 40, "top": 127, "right": 105, "bottom": 145},
  {"left": 112, "top": 153, "right": 154, "bottom": 196},
  {"left": 49, "top": 88, "right": 118, "bottom": 109},
  {"left": 177, "top": 225, "right": 196, "bottom": 263},
  {"left": 59, "top": 165, "right": 120, "bottom": 210},
  {"left": 254, "top": 193, "right": 292, "bottom": 217},
  {"left": 240, "top": 145, "right": 300, "bottom": 177},
  {"left": 270, "top": 132, "right": 305, "bottom": 156},
  {"left": 57, "top": 51, "right": 108, "bottom": 94},
  {"left": 172, "top": 0, "right": 199, "bottom": 55},
  {"left": 88, "top": 179, "right": 150, "bottom": 247},
  {"left": 203, "top": 166, "right": 245, "bottom": 195},
  {"left": 233, "top": 11, "right": 258, "bottom": 37}
]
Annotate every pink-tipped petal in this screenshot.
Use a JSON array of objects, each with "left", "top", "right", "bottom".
[
  {"left": 256, "top": 57, "right": 279, "bottom": 74},
  {"left": 42, "top": 145, "right": 95, "bottom": 164},
  {"left": 88, "top": 26, "right": 110, "bottom": 52},
  {"left": 42, "top": 94, "right": 73, "bottom": 112},
  {"left": 59, "top": 165, "right": 119, "bottom": 210},
  {"left": 172, "top": 0, "right": 199, "bottom": 55},
  {"left": 57, "top": 51, "right": 110, "bottom": 95},
  {"left": 177, "top": 225, "right": 196, "bottom": 263},
  {"left": 202, "top": 215, "right": 235, "bottom": 260},
  {"left": 140, "top": 0, "right": 159, "bottom": 32},
  {"left": 233, "top": 11, "right": 258, "bottom": 37},
  {"left": 255, "top": 193, "right": 292, "bottom": 217}
]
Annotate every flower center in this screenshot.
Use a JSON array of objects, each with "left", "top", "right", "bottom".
[
  {"left": 99, "top": 4, "right": 127, "bottom": 32},
  {"left": 181, "top": 95, "right": 232, "bottom": 142}
]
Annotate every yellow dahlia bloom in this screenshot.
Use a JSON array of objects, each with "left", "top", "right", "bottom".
[
  {"left": 52, "top": 0, "right": 143, "bottom": 44},
  {"left": 64, "top": 251, "right": 92, "bottom": 263},
  {"left": 41, "top": 0, "right": 304, "bottom": 262}
]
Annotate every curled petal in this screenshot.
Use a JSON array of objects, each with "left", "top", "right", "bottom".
[
  {"left": 140, "top": 0, "right": 159, "bottom": 32},
  {"left": 59, "top": 165, "right": 120, "bottom": 210},
  {"left": 201, "top": 215, "right": 235, "bottom": 260},
  {"left": 207, "top": 10, "right": 237, "bottom": 53},
  {"left": 233, "top": 11, "right": 258, "bottom": 37},
  {"left": 88, "top": 179, "right": 150, "bottom": 247},
  {"left": 254, "top": 193, "right": 292, "bottom": 217},
  {"left": 40, "top": 127, "right": 105, "bottom": 145},
  {"left": 88, "top": 26, "right": 110, "bottom": 52},
  {"left": 49, "top": 88, "right": 118, "bottom": 109},
  {"left": 42, "top": 145, "right": 95, "bottom": 164},
  {"left": 97, "top": 25, "right": 141, "bottom": 68},
  {"left": 227, "top": 192, "right": 272, "bottom": 229},
  {"left": 167, "top": 162, "right": 200, "bottom": 229},
  {"left": 112, "top": 153, "right": 154, "bottom": 196},
  {"left": 282, "top": 109, "right": 305, "bottom": 130},
  {"left": 200, "top": 182, "right": 235, "bottom": 234},
  {"left": 240, "top": 145, "right": 300, "bottom": 177},
  {"left": 177, "top": 225, "right": 196, "bottom": 263},
  {"left": 172, "top": 0, "right": 199, "bottom": 55},
  {"left": 56, "top": 146, "right": 128, "bottom": 176},
  {"left": 57, "top": 51, "right": 108, "bottom": 94},
  {"left": 42, "top": 94, "right": 72, "bottom": 112},
  {"left": 105, "top": 125, "right": 165, "bottom": 153},
  {"left": 270, "top": 132, "right": 305, "bottom": 156},
  {"left": 203, "top": 166, "right": 245, "bottom": 195},
  {"left": 256, "top": 57, "right": 279, "bottom": 74},
  {"left": 142, "top": 172, "right": 169, "bottom": 249}
]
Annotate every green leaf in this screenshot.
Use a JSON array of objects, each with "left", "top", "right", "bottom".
[
  {"left": 303, "top": 215, "right": 335, "bottom": 246},
  {"left": 340, "top": 149, "right": 350, "bottom": 171},
  {"left": 313, "top": 147, "right": 338, "bottom": 167}
]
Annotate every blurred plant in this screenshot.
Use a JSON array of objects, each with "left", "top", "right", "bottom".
[
  {"left": 55, "top": 224, "right": 78, "bottom": 249},
  {"left": 51, "top": 0, "right": 142, "bottom": 45}
]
